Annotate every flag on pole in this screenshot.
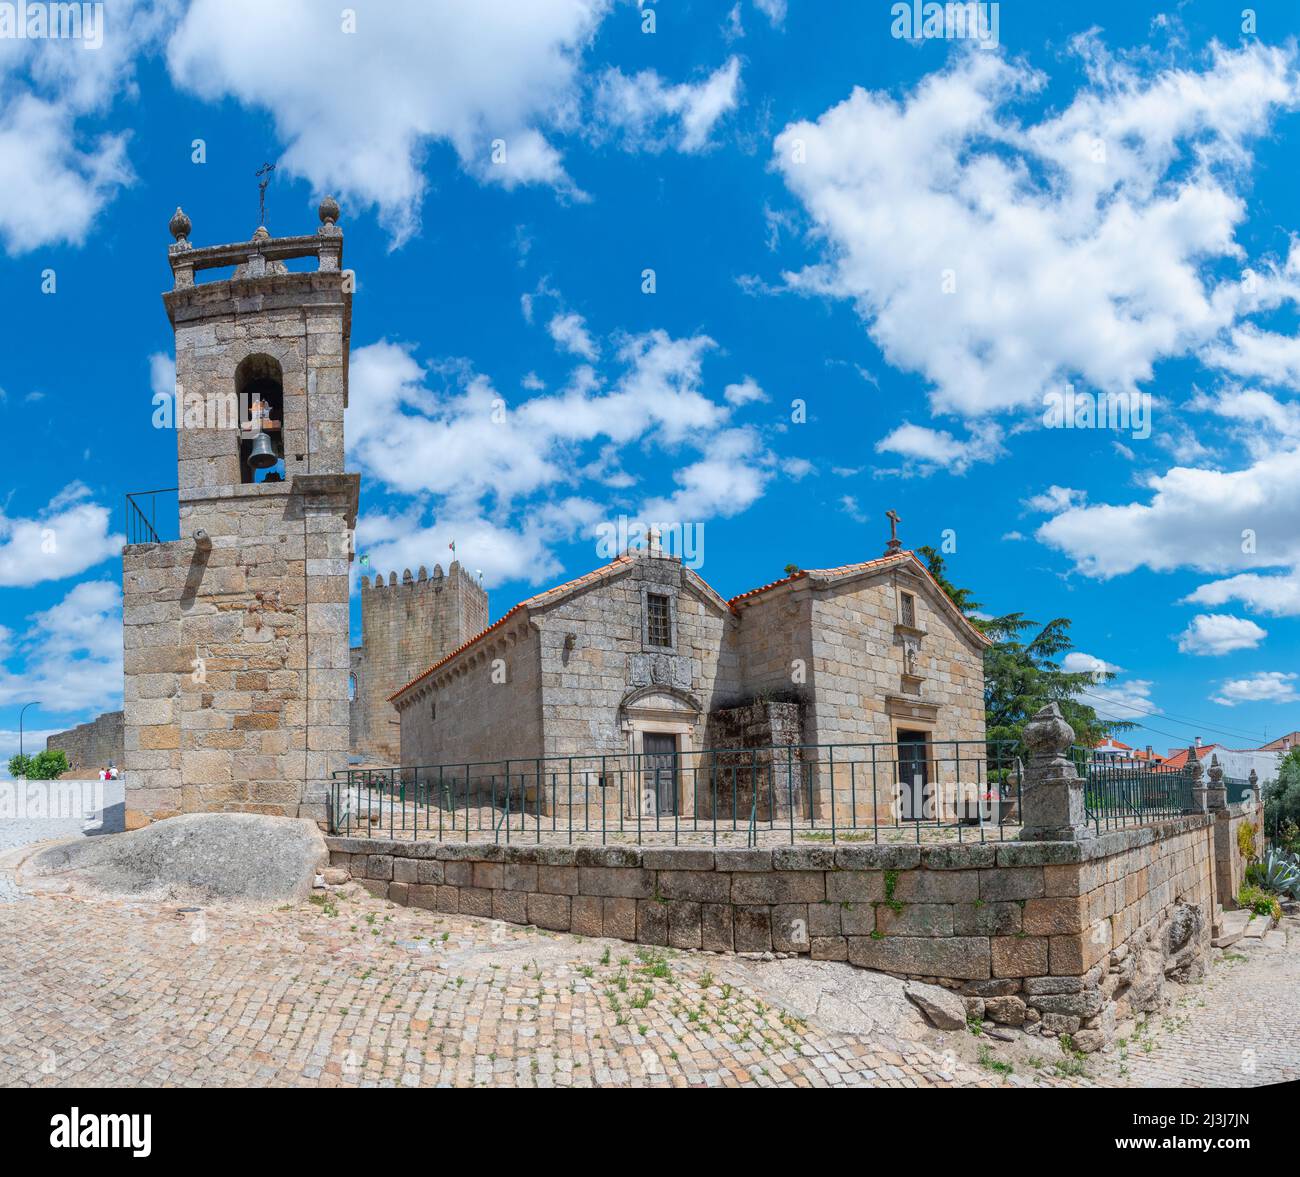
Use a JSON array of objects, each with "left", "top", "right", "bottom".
[
  {"left": 448, "top": 540, "right": 456, "bottom": 556},
  {"left": 359, "top": 554, "right": 369, "bottom": 567}
]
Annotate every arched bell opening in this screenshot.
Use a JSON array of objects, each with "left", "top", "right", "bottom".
[{"left": 235, "top": 353, "right": 285, "bottom": 483}]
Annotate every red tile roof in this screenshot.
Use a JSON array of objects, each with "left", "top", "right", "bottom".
[
  {"left": 389, "top": 547, "right": 990, "bottom": 702},
  {"left": 387, "top": 555, "right": 638, "bottom": 702},
  {"left": 1261, "top": 731, "right": 1300, "bottom": 752},
  {"left": 730, "top": 550, "right": 991, "bottom": 647},
  {"left": 1161, "top": 745, "right": 1218, "bottom": 770}
]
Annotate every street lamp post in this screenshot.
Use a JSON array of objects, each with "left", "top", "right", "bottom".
[{"left": 18, "top": 700, "right": 41, "bottom": 771}]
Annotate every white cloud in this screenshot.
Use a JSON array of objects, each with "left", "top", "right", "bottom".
[
  {"left": 1176, "top": 613, "right": 1266, "bottom": 655},
  {"left": 1036, "top": 447, "right": 1300, "bottom": 579},
  {"left": 1205, "top": 323, "right": 1300, "bottom": 388},
  {"left": 1087, "top": 678, "right": 1160, "bottom": 722},
  {"left": 0, "top": 579, "right": 123, "bottom": 713},
  {"left": 547, "top": 311, "right": 599, "bottom": 361},
  {"left": 1024, "top": 485, "right": 1087, "bottom": 514},
  {"left": 874, "top": 421, "right": 1004, "bottom": 475},
  {"left": 773, "top": 42, "right": 1300, "bottom": 420},
  {"left": 593, "top": 56, "right": 741, "bottom": 153},
  {"left": 1184, "top": 572, "right": 1300, "bottom": 617},
  {"left": 346, "top": 323, "right": 784, "bottom": 585},
  {"left": 723, "top": 376, "right": 768, "bottom": 406},
  {"left": 752, "top": 0, "right": 787, "bottom": 27},
  {"left": 0, "top": 0, "right": 170, "bottom": 253},
  {"left": 1212, "top": 671, "right": 1299, "bottom": 707},
  {"left": 840, "top": 495, "right": 868, "bottom": 524},
  {"left": 641, "top": 428, "right": 771, "bottom": 522},
  {"left": 1063, "top": 651, "right": 1119, "bottom": 679},
  {"left": 167, "top": 0, "right": 611, "bottom": 243},
  {"left": 0, "top": 484, "right": 123, "bottom": 588}
]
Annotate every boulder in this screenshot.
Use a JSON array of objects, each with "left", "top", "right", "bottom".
[
  {"left": 22, "top": 813, "right": 328, "bottom": 905},
  {"left": 904, "top": 980, "right": 967, "bottom": 1030}
]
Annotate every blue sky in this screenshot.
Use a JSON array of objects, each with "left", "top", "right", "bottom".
[{"left": 2, "top": 0, "right": 1299, "bottom": 767}]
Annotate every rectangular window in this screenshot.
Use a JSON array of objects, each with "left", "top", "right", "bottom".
[
  {"left": 646, "top": 593, "right": 672, "bottom": 647},
  {"left": 900, "top": 591, "right": 916, "bottom": 628},
  {"left": 430, "top": 701, "right": 437, "bottom": 722}
]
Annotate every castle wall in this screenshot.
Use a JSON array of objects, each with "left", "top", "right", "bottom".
[
  {"left": 47, "top": 710, "right": 124, "bottom": 771},
  {"left": 351, "top": 563, "right": 488, "bottom": 764}
]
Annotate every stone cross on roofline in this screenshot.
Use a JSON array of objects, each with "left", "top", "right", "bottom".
[{"left": 885, "top": 509, "right": 902, "bottom": 554}]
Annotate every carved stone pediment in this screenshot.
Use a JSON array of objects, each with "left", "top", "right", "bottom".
[
  {"left": 629, "top": 652, "right": 692, "bottom": 690},
  {"left": 620, "top": 684, "right": 703, "bottom": 717}
]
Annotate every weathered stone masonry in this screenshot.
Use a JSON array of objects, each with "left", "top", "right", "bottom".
[
  {"left": 327, "top": 811, "right": 1241, "bottom": 1053},
  {"left": 123, "top": 202, "right": 358, "bottom": 829},
  {"left": 46, "top": 710, "right": 123, "bottom": 770}
]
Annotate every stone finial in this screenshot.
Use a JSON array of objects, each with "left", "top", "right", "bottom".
[
  {"left": 319, "top": 194, "right": 340, "bottom": 227},
  {"left": 252, "top": 224, "right": 271, "bottom": 242},
  {"left": 402, "top": 568, "right": 413, "bottom": 584},
  {"left": 169, "top": 206, "right": 192, "bottom": 245},
  {"left": 1022, "top": 702, "right": 1076, "bottom": 776},
  {"left": 1186, "top": 747, "right": 1204, "bottom": 785},
  {"left": 359, "top": 574, "right": 370, "bottom": 589},
  {"left": 1207, "top": 754, "right": 1223, "bottom": 784},
  {"left": 432, "top": 563, "right": 444, "bottom": 578},
  {"left": 1018, "top": 703, "right": 1092, "bottom": 842},
  {"left": 417, "top": 565, "right": 428, "bottom": 582}
]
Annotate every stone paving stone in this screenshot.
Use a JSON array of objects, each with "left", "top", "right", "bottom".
[
  {"left": 0, "top": 884, "right": 1008, "bottom": 1089},
  {"left": 5, "top": 880, "right": 1290, "bottom": 1090}
]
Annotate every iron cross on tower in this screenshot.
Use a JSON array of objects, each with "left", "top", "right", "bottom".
[
  {"left": 885, "top": 509, "right": 902, "bottom": 554},
  {"left": 255, "top": 162, "right": 276, "bottom": 227}
]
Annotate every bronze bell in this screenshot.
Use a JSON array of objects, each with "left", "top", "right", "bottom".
[{"left": 248, "top": 430, "right": 278, "bottom": 470}]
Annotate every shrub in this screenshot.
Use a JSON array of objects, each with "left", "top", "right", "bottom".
[
  {"left": 6, "top": 750, "right": 69, "bottom": 780},
  {"left": 1237, "top": 821, "right": 1257, "bottom": 863},
  {"left": 1237, "top": 884, "right": 1283, "bottom": 920}
]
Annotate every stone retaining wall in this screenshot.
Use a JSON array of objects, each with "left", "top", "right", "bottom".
[
  {"left": 328, "top": 810, "right": 1233, "bottom": 1052},
  {"left": 1213, "top": 800, "right": 1262, "bottom": 911},
  {"left": 47, "top": 710, "right": 124, "bottom": 770}
]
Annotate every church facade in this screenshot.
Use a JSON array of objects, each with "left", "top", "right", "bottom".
[{"left": 390, "top": 546, "right": 990, "bottom": 820}]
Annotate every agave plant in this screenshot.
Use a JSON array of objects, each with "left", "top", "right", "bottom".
[{"left": 1256, "top": 849, "right": 1300, "bottom": 900}]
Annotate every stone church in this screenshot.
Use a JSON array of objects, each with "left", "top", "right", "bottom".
[{"left": 388, "top": 544, "right": 990, "bottom": 820}]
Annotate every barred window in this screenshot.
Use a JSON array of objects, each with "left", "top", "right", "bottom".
[
  {"left": 900, "top": 591, "right": 916, "bottom": 628},
  {"left": 646, "top": 593, "right": 672, "bottom": 647}
]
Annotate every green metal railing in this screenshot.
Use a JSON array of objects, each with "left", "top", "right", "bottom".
[
  {"left": 1221, "top": 775, "right": 1253, "bottom": 807},
  {"left": 330, "top": 740, "right": 1032, "bottom": 846},
  {"left": 1078, "top": 753, "right": 1197, "bottom": 832},
  {"left": 125, "top": 487, "right": 178, "bottom": 545}
]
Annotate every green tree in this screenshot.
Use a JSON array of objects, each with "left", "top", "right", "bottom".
[
  {"left": 7, "top": 749, "right": 69, "bottom": 780},
  {"left": 918, "top": 546, "right": 1130, "bottom": 752},
  {"left": 1264, "top": 746, "right": 1300, "bottom": 842}
]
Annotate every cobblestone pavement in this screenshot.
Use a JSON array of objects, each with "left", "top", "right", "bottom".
[
  {"left": 1112, "top": 918, "right": 1300, "bottom": 1088},
  {"left": 2, "top": 863, "right": 1291, "bottom": 1089},
  {"left": 0, "top": 881, "right": 1008, "bottom": 1089}
]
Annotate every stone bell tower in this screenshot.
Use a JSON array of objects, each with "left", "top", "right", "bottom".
[{"left": 122, "top": 197, "right": 358, "bottom": 829}]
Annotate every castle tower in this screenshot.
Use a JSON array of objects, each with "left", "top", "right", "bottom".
[
  {"left": 122, "top": 198, "right": 358, "bottom": 828},
  {"left": 349, "top": 561, "right": 488, "bottom": 763}
]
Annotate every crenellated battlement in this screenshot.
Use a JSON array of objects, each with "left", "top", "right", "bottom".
[
  {"left": 358, "top": 560, "right": 488, "bottom": 600},
  {"left": 349, "top": 559, "right": 489, "bottom": 763}
]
